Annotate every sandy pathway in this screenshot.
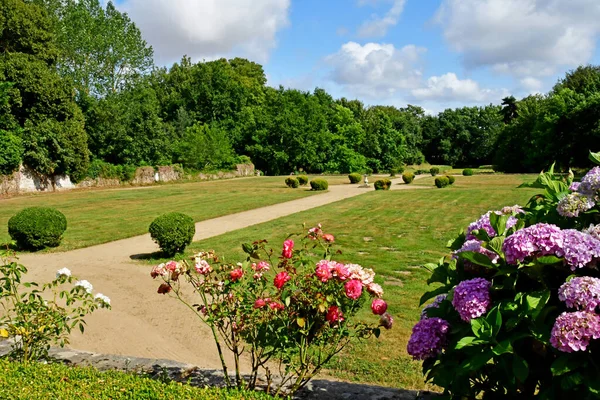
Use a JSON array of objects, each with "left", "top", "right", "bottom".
[{"left": 16, "top": 177, "right": 430, "bottom": 370}]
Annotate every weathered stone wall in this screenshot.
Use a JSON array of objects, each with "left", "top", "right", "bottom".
[
  {"left": 157, "top": 166, "right": 181, "bottom": 182},
  {"left": 0, "top": 170, "right": 19, "bottom": 196},
  {"left": 132, "top": 166, "right": 156, "bottom": 185},
  {"left": 236, "top": 163, "right": 255, "bottom": 177}
]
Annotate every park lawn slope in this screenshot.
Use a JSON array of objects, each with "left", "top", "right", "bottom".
[
  {"left": 179, "top": 174, "right": 538, "bottom": 390},
  {"left": 0, "top": 177, "right": 319, "bottom": 251},
  {"left": 0, "top": 359, "right": 271, "bottom": 400}
]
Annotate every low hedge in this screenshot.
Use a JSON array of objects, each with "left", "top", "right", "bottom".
[
  {"left": 285, "top": 177, "right": 299, "bottom": 188},
  {"left": 310, "top": 179, "right": 329, "bottom": 191},
  {"left": 149, "top": 212, "right": 195, "bottom": 256},
  {"left": 0, "top": 360, "right": 271, "bottom": 400},
  {"left": 348, "top": 173, "right": 362, "bottom": 184},
  {"left": 8, "top": 207, "right": 67, "bottom": 250},
  {"left": 374, "top": 179, "right": 392, "bottom": 190},
  {"left": 430, "top": 167, "right": 440, "bottom": 176},
  {"left": 297, "top": 175, "right": 309, "bottom": 186},
  {"left": 402, "top": 172, "right": 415, "bottom": 184}
]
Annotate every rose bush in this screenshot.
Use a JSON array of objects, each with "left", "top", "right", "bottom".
[
  {"left": 409, "top": 152, "right": 600, "bottom": 399},
  {"left": 151, "top": 225, "right": 391, "bottom": 395}
]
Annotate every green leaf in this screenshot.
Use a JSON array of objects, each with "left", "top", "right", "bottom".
[
  {"left": 373, "top": 328, "right": 381, "bottom": 338},
  {"left": 492, "top": 340, "right": 513, "bottom": 355},
  {"left": 454, "top": 336, "right": 480, "bottom": 350},
  {"left": 460, "top": 349, "right": 493, "bottom": 371},
  {"left": 284, "top": 297, "right": 291, "bottom": 307},
  {"left": 489, "top": 213, "right": 510, "bottom": 236},
  {"left": 427, "top": 265, "right": 449, "bottom": 285},
  {"left": 485, "top": 307, "right": 502, "bottom": 337},
  {"left": 241, "top": 243, "right": 254, "bottom": 255},
  {"left": 513, "top": 355, "right": 529, "bottom": 382},
  {"left": 488, "top": 237, "right": 505, "bottom": 256},
  {"left": 459, "top": 251, "right": 496, "bottom": 268},
  {"left": 590, "top": 150, "right": 600, "bottom": 165},
  {"left": 525, "top": 290, "right": 551, "bottom": 319},
  {"left": 551, "top": 356, "right": 580, "bottom": 376},
  {"left": 471, "top": 318, "right": 492, "bottom": 339},
  {"left": 419, "top": 286, "right": 448, "bottom": 306},
  {"left": 537, "top": 255, "right": 563, "bottom": 265}
]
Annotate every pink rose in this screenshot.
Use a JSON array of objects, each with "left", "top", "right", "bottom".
[
  {"left": 371, "top": 299, "right": 388, "bottom": 315},
  {"left": 254, "top": 298, "right": 267, "bottom": 309},
  {"left": 326, "top": 305, "right": 344, "bottom": 323},
  {"left": 252, "top": 261, "right": 270, "bottom": 272},
  {"left": 322, "top": 234, "right": 335, "bottom": 243},
  {"left": 274, "top": 271, "right": 291, "bottom": 289},
  {"left": 151, "top": 264, "right": 167, "bottom": 278},
  {"left": 379, "top": 312, "right": 394, "bottom": 330},
  {"left": 230, "top": 268, "right": 244, "bottom": 282},
  {"left": 332, "top": 263, "right": 350, "bottom": 281},
  {"left": 315, "top": 260, "right": 332, "bottom": 282},
  {"left": 344, "top": 279, "right": 363, "bottom": 300},
  {"left": 366, "top": 282, "right": 384, "bottom": 298},
  {"left": 282, "top": 239, "right": 294, "bottom": 259},
  {"left": 165, "top": 261, "right": 179, "bottom": 272},
  {"left": 195, "top": 260, "right": 212, "bottom": 275},
  {"left": 269, "top": 301, "right": 285, "bottom": 311},
  {"left": 308, "top": 224, "right": 323, "bottom": 240}
]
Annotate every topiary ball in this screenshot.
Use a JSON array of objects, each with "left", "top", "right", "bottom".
[
  {"left": 402, "top": 172, "right": 415, "bottom": 184},
  {"left": 374, "top": 179, "right": 392, "bottom": 190},
  {"left": 297, "top": 175, "right": 309, "bottom": 186},
  {"left": 310, "top": 179, "right": 329, "bottom": 191},
  {"left": 149, "top": 212, "right": 195, "bottom": 256},
  {"left": 348, "top": 173, "right": 362, "bottom": 184},
  {"left": 430, "top": 167, "right": 440, "bottom": 176},
  {"left": 285, "top": 177, "right": 300, "bottom": 188},
  {"left": 463, "top": 168, "right": 474, "bottom": 176},
  {"left": 8, "top": 207, "right": 67, "bottom": 250},
  {"left": 447, "top": 175, "right": 456, "bottom": 185},
  {"left": 435, "top": 176, "right": 450, "bottom": 188}
]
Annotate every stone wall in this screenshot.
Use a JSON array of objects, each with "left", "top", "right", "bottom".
[{"left": 132, "top": 166, "right": 156, "bottom": 185}]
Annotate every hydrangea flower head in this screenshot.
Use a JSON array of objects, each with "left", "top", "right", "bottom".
[
  {"left": 550, "top": 311, "right": 600, "bottom": 352},
  {"left": 557, "top": 193, "right": 595, "bottom": 218},
  {"left": 584, "top": 224, "right": 600, "bottom": 241},
  {"left": 466, "top": 212, "right": 517, "bottom": 240},
  {"left": 453, "top": 240, "right": 499, "bottom": 264},
  {"left": 407, "top": 317, "right": 450, "bottom": 360},
  {"left": 562, "top": 230, "right": 600, "bottom": 270},
  {"left": 421, "top": 294, "right": 447, "bottom": 320},
  {"left": 558, "top": 277, "right": 600, "bottom": 311},
  {"left": 502, "top": 223, "right": 564, "bottom": 264},
  {"left": 578, "top": 167, "right": 600, "bottom": 197},
  {"left": 452, "top": 278, "right": 491, "bottom": 321}
]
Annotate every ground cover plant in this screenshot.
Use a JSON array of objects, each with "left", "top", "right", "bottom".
[
  {"left": 0, "top": 360, "right": 271, "bottom": 400},
  {"left": 0, "top": 177, "right": 321, "bottom": 251},
  {"left": 172, "top": 174, "right": 538, "bottom": 390}
]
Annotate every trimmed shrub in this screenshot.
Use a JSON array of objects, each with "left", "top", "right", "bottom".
[
  {"left": 463, "top": 168, "right": 474, "bottom": 176},
  {"left": 434, "top": 176, "right": 450, "bottom": 188},
  {"left": 310, "top": 179, "right": 329, "bottom": 191},
  {"left": 285, "top": 177, "right": 299, "bottom": 188},
  {"left": 430, "top": 167, "right": 440, "bottom": 176},
  {"left": 348, "top": 173, "right": 362, "bottom": 184},
  {"left": 374, "top": 179, "right": 392, "bottom": 190},
  {"left": 446, "top": 175, "right": 456, "bottom": 185},
  {"left": 297, "top": 175, "right": 309, "bottom": 186},
  {"left": 402, "top": 172, "right": 415, "bottom": 184},
  {"left": 8, "top": 207, "right": 67, "bottom": 250},
  {"left": 149, "top": 212, "right": 195, "bottom": 256}
]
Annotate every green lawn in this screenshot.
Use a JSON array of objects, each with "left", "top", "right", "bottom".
[
  {"left": 0, "top": 177, "right": 324, "bottom": 251},
  {"left": 171, "top": 174, "right": 539, "bottom": 390}
]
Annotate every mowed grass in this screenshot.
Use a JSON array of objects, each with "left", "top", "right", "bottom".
[
  {"left": 0, "top": 177, "right": 326, "bottom": 251},
  {"left": 177, "top": 174, "right": 539, "bottom": 390}
]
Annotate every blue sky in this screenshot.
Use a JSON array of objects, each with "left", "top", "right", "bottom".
[{"left": 115, "top": 0, "right": 600, "bottom": 113}]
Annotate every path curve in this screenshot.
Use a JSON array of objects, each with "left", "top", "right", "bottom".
[{"left": 17, "top": 177, "right": 430, "bottom": 369}]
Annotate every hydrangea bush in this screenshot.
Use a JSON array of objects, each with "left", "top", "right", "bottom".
[
  {"left": 0, "top": 250, "right": 111, "bottom": 363},
  {"left": 151, "top": 224, "right": 391, "bottom": 396},
  {"left": 409, "top": 152, "right": 600, "bottom": 398}
]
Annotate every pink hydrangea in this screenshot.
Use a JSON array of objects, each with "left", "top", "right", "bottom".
[
  {"left": 558, "top": 277, "right": 600, "bottom": 311},
  {"left": 371, "top": 299, "right": 388, "bottom": 315},
  {"left": 407, "top": 318, "right": 450, "bottom": 360},
  {"left": 452, "top": 278, "right": 491, "bottom": 322},
  {"left": 315, "top": 260, "right": 333, "bottom": 282},
  {"left": 550, "top": 311, "right": 600, "bottom": 352},
  {"left": 326, "top": 305, "right": 344, "bottom": 323},
  {"left": 282, "top": 239, "right": 294, "bottom": 259},
  {"left": 344, "top": 279, "right": 363, "bottom": 300},
  {"left": 274, "top": 271, "right": 291, "bottom": 289}
]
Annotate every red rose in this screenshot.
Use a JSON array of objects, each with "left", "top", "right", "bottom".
[
  {"left": 344, "top": 279, "right": 363, "bottom": 300},
  {"left": 282, "top": 239, "right": 294, "bottom": 259},
  {"left": 274, "top": 271, "right": 291, "bottom": 290},
  {"left": 371, "top": 299, "right": 388, "bottom": 315},
  {"left": 326, "top": 305, "right": 344, "bottom": 323},
  {"left": 230, "top": 268, "right": 244, "bottom": 282},
  {"left": 254, "top": 298, "right": 267, "bottom": 309}
]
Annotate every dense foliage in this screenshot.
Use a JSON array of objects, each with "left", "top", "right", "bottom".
[
  {"left": 402, "top": 172, "right": 415, "bottom": 184},
  {"left": 285, "top": 177, "right": 299, "bottom": 188},
  {"left": 374, "top": 179, "right": 392, "bottom": 191},
  {"left": 348, "top": 173, "right": 362, "bottom": 184},
  {"left": 434, "top": 176, "right": 450, "bottom": 188},
  {"left": 8, "top": 207, "right": 66, "bottom": 249},
  {"left": 149, "top": 213, "right": 195, "bottom": 256},
  {"left": 310, "top": 179, "right": 328, "bottom": 191}
]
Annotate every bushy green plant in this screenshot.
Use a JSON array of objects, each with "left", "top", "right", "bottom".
[
  {"left": 463, "top": 168, "right": 474, "bottom": 176},
  {"left": 285, "top": 177, "right": 299, "bottom": 188},
  {"left": 0, "top": 129, "right": 23, "bottom": 176},
  {"left": 434, "top": 176, "right": 450, "bottom": 188},
  {"left": 149, "top": 213, "right": 195, "bottom": 256},
  {"left": 0, "top": 251, "right": 110, "bottom": 363},
  {"left": 447, "top": 175, "right": 456, "bottom": 185},
  {"left": 402, "top": 172, "right": 415, "bottom": 184},
  {"left": 151, "top": 226, "right": 391, "bottom": 396},
  {"left": 430, "top": 167, "right": 440, "bottom": 176},
  {"left": 297, "top": 175, "right": 309, "bottom": 186},
  {"left": 87, "top": 160, "right": 137, "bottom": 182},
  {"left": 8, "top": 207, "right": 67, "bottom": 250},
  {"left": 348, "top": 173, "right": 362, "bottom": 184},
  {"left": 374, "top": 179, "right": 392, "bottom": 190},
  {"left": 310, "top": 179, "right": 329, "bottom": 191},
  {"left": 409, "top": 155, "right": 600, "bottom": 398}
]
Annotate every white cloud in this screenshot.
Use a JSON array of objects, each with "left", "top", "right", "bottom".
[
  {"left": 411, "top": 73, "right": 508, "bottom": 103},
  {"left": 435, "top": 0, "right": 600, "bottom": 80},
  {"left": 326, "top": 41, "right": 425, "bottom": 98},
  {"left": 120, "top": 0, "right": 291, "bottom": 64},
  {"left": 519, "top": 77, "right": 544, "bottom": 93},
  {"left": 358, "top": 0, "right": 406, "bottom": 38}
]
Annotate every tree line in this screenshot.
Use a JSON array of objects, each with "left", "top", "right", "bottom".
[{"left": 1, "top": 0, "right": 599, "bottom": 181}]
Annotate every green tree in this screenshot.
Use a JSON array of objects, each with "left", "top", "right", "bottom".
[
  {"left": 174, "top": 122, "right": 234, "bottom": 170},
  {"left": 500, "top": 96, "right": 518, "bottom": 124}
]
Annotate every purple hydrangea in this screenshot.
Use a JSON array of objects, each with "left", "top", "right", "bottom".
[
  {"left": 584, "top": 224, "right": 600, "bottom": 241},
  {"left": 453, "top": 240, "right": 500, "bottom": 264},
  {"left": 562, "top": 230, "right": 600, "bottom": 270},
  {"left": 550, "top": 311, "right": 600, "bottom": 353},
  {"left": 558, "top": 277, "right": 600, "bottom": 311},
  {"left": 578, "top": 167, "right": 600, "bottom": 197},
  {"left": 570, "top": 182, "right": 581, "bottom": 192},
  {"left": 407, "top": 317, "right": 450, "bottom": 360},
  {"left": 452, "top": 278, "right": 492, "bottom": 322},
  {"left": 502, "top": 223, "right": 564, "bottom": 265},
  {"left": 421, "top": 294, "right": 447, "bottom": 320},
  {"left": 466, "top": 212, "right": 518, "bottom": 240},
  {"left": 557, "top": 193, "right": 595, "bottom": 218}
]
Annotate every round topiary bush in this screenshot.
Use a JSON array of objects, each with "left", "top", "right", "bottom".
[
  {"left": 297, "top": 175, "right": 309, "bottom": 186},
  {"left": 463, "top": 168, "right": 474, "bottom": 176},
  {"left": 402, "top": 172, "right": 415, "bottom": 184},
  {"left": 374, "top": 179, "right": 392, "bottom": 190},
  {"left": 310, "top": 179, "right": 329, "bottom": 191},
  {"left": 8, "top": 207, "right": 67, "bottom": 250},
  {"left": 434, "top": 176, "right": 450, "bottom": 188},
  {"left": 285, "top": 177, "right": 300, "bottom": 188},
  {"left": 430, "top": 167, "right": 440, "bottom": 176},
  {"left": 348, "top": 173, "right": 362, "bottom": 184},
  {"left": 149, "top": 212, "right": 195, "bottom": 256},
  {"left": 447, "top": 175, "right": 456, "bottom": 185}
]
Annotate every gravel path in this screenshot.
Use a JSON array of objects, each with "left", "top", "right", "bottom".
[{"left": 16, "top": 177, "right": 430, "bottom": 370}]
